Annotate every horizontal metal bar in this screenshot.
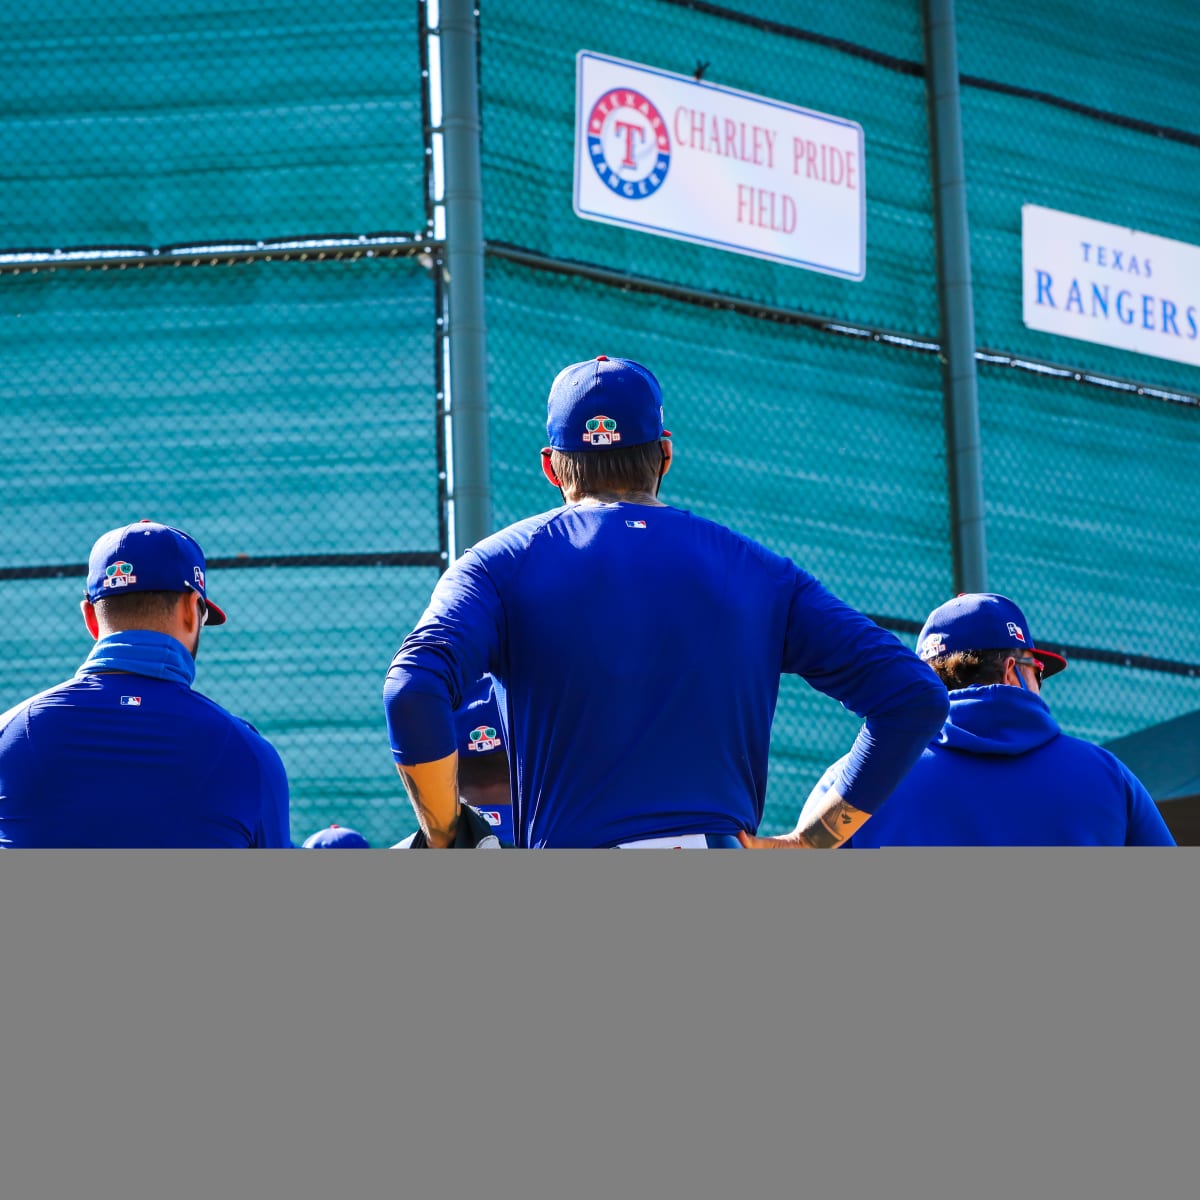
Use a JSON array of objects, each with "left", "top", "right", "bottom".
[
  {"left": 0, "top": 550, "right": 445, "bottom": 582},
  {"left": 0, "top": 233, "right": 443, "bottom": 273},
  {"left": 486, "top": 240, "right": 943, "bottom": 350},
  {"left": 975, "top": 346, "right": 1200, "bottom": 408}
]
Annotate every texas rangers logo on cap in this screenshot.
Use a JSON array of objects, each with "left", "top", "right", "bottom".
[
  {"left": 103, "top": 561, "right": 137, "bottom": 588},
  {"left": 468, "top": 724, "right": 502, "bottom": 753},
  {"left": 919, "top": 631, "right": 946, "bottom": 660},
  {"left": 587, "top": 87, "right": 671, "bottom": 199},
  {"left": 582, "top": 415, "right": 621, "bottom": 446},
  {"left": 1007, "top": 622, "right": 1026, "bottom": 643}
]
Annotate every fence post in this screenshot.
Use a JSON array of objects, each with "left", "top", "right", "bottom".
[
  {"left": 440, "top": 0, "right": 491, "bottom": 556},
  {"left": 923, "top": 0, "right": 987, "bottom": 593}
]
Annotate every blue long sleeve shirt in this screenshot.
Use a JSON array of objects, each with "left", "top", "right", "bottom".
[
  {"left": 0, "top": 631, "right": 291, "bottom": 848},
  {"left": 829, "top": 684, "right": 1175, "bottom": 846},
  {"left": 385, "top": 502, "right": 948, "bottom": 847}
]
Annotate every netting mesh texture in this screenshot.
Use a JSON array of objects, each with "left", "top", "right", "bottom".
[{"left": 1, "top": 2, "right": 438, "bottom": 848}]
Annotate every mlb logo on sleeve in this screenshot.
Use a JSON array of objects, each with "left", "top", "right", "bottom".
[{"left": 120, "top": 696, "right": 142, "bottom": 706}]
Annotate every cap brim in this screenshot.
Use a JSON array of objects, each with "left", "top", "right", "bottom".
[
  {"left": 186, "top": 583, "right": 227, "bottom": 626},
  {"left": 1031, "top": 647, "right": 1067, "bottom": 678}
]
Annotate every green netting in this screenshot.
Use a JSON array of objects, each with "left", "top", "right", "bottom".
[
  {"left": 0, "top": 258, "right": 438, "bottom": 564},
  {"left": 0, "top": 0, "right": 427, "bottom": 247},
  {"left": 484, "top": 257, "right": 953, "bottom": 834},
  {"left": 478, "top": 0, "right": 939, "bottom": 336},
  {"left": 977, "top": 362, "right": 1200, "bottom": 663},
  {"left": 0, "top": 255, "right": 441, "bottom": 847},
  {"left": 962, "top": 87, "right": 1200, "bottom": 396},
  {"left": 1047, "top": 659, "right": 1200, "bottom": 748},
  {"left": 699, "top": 0, "right": 926, "bottom": 64},
  {"left": 956, "top": 0, "right": 1200, "bottom": 135}
]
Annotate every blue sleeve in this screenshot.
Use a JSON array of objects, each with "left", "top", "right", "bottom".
[
  {"left": 384, "top": 551, "right": 504, "bottom": 766},
  {"left": 781, "top": 572, "right": 948, "bottom": 814},
  {"left": 1121, "top": 763, "right": 1176, "bottom": 846},
  {"left": 251, "top": 737, "right": 293, "bottom": 848}
]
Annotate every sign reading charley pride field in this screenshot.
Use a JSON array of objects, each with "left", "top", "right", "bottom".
[{"left": 574, "top": 52, "right": 866, "bottom": 280}]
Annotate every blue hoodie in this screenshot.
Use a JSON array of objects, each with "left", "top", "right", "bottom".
[{"left": 820, "top": 685, "right": 1174, "bottom": 847}]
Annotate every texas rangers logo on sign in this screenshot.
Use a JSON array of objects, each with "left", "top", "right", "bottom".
[
  {"left": 587, "top": 87, "right": 671, "bottom": 199},
  {"left": 468, "top": 724, "right": 502, "bottom": 753},
  {"left": 582, "top": 415, "right": 620, "bottom": 445},
  {"left": 104, "top": 561, "right": 137, "bottom": 588},
  {"left": 1007, "top": 622, "right": 1026, "bottom": 643}
]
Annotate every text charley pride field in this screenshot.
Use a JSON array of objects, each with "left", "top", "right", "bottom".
[{"left": 673, "top": 105, "right": 858, "bottom": 232}]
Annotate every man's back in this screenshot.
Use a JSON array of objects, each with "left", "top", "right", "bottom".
[
  {"left": 843, "top": 685, "right": 1174, "bottom": 847},
  {"left": 393, "top": 501, "right": 945, "bottom": 847},
  {"left": 0, "top": 672, "right": 290, "bottom": 848}
]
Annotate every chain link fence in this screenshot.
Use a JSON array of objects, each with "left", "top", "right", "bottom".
[{"left": 0, "top": 2, "right": 441, "bottom": 848}]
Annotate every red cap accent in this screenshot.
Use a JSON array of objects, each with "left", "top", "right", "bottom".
[{"left": 595, "top": 354, "right": 608, "bottom": 361}]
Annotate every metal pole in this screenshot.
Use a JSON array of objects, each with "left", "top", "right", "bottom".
[
  {"left": 923, "top": 0, "right": 987, "bottom": 593},
  {"left": 440, "top": 0, "right": 491, "bottom": 555}
]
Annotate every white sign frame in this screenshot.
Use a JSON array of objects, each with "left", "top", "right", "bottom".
[
  {"left": 1022, "top": 205, "right": 1200, "bottom": 370},
  {"left": 574, "top": 51, "right": 866, "bottom": 280}
]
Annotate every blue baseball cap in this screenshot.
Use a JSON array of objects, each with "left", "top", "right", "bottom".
[
  {"left": 302, "top": 824, "right": 371, "bottom": 849},
  {"left": 456, "top": 676, "right": 505, "bottom": 757},
  {"left": 917, "top": 593, "right": 1067, "bottom": 678},
  {"left": 86, "top": 520, "right": 227, "bottom": 625},
  {"left": 545, "top": 356, "right": 670, "bottom": 452}
]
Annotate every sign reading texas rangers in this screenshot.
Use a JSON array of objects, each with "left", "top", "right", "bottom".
[{"left": 575, "top": 52, "right": 865, "bottom": 279}]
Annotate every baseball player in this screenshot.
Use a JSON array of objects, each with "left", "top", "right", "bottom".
[
  {"left": 0, "top": 520, "right": 291, "bottom": 848},
  {"left": 383, "top": 354, "right": 948, "bottom": 848},
  {"left": 814, "top": 593, "right": 1175, "bottom": 846},
  {"left": 392, "top": 675, "right": 511, "bottom": 847}
]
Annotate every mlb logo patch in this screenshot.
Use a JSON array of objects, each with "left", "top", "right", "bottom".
[
  {"left": 120, "top": 696, "right": 142, "bottom": 706},
  {"left": 468, "top": 725, "right": 501, "bottom": 752},
  {"left": 1007, "top": 622, "right": 1026, "bottom": 643},
  {"left": 626, "top": 520, "right": 647, "bottom": 529},
  {"left": 478, "top": 810, "right": 502, "bottom": 827},
  {"left": 103, "top": 561, "right": 137, "bottom": 589},
  {"left": 582, "top": 415, "right": 621, "bottom": 445},
  {"left": 194, "top": 566, "right": 205, "bottom": 589}
]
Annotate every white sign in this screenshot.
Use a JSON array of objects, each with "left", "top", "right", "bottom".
[
  {"left": 1022, "top": 205, "right": 1200, "bottom": 369},
  {"left": 574, "top": 52, "right": 865, "bottom": 280}
]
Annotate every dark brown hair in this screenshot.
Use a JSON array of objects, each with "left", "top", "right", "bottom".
[
  {"left": 549, "top": 440, "right": 666, "bottom": 497},
  {"left": 93, "top": 590, "right": 186, "bottom": 629},
  {"left": 929, "top": 648, "right": 1011, "bottom": 691}
]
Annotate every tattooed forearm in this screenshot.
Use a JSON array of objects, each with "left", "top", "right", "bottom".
[{"left": 795, "top": 795, "right": 870, "bottom": 848}]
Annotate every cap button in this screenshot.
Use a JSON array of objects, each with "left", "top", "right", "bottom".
[{"left": 595, "top": 355, "right": 608, "bottom": 361}]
